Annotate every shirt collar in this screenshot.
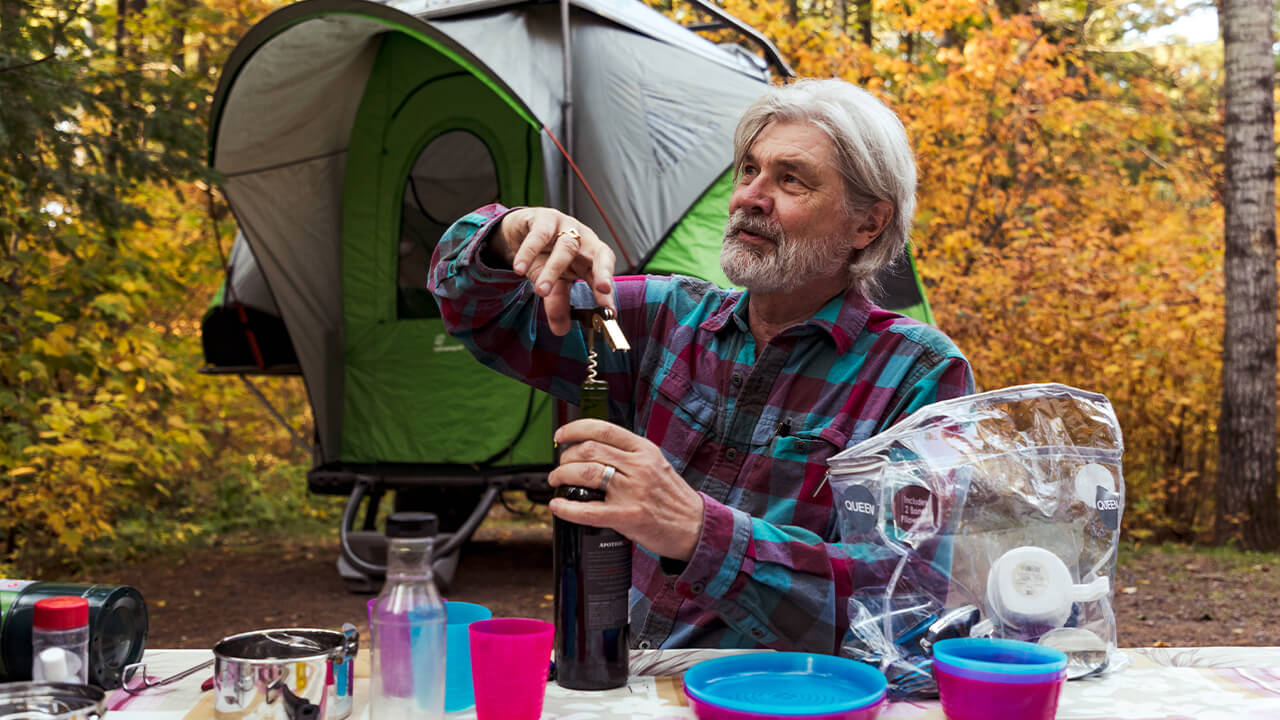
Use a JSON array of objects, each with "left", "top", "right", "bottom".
[
  {"left": 699, "top": 284, "right": 871, "bottom": 354},
  {"left": 699, "top": 290, "right": 745, "bottom": 334}
]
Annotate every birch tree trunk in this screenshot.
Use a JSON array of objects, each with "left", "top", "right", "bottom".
[{"left": 1217, "top": 0, "right": 1279, "bottom": 549}]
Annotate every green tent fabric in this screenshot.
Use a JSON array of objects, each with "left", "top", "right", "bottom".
[{"left": 340, "top": 33, "right": 549, "bottom": 464}]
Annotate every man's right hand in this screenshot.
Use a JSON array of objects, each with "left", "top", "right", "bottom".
[{"left": 490, "top": 207, "right": 616, "bottom": 336}]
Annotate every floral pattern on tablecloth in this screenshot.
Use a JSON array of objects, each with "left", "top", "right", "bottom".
[
  {"left": 1054, "top": 666, "right": 1280, "bottom": 720},
  {"left": 1129, "top": 646, "right": 1280, "bottom": 670}
]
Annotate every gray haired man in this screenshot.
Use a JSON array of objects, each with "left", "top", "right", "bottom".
[{"left": 429, "top": 77, "right": 975, "bottom": 651}]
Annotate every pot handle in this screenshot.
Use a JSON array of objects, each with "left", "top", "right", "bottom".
[{"left": 121, "top": 658, "right": 215, "bottom": 695}]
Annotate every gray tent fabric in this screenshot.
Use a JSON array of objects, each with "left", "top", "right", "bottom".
[
  {"left": 203, "top": 231, "right": 299, "bottom": 370},
  {"left": 422, "top": 2, "right": 767, "bottom": 266},
  {"left": 214, "top": 14, "right": 382, "bottom": 457},
  {"left": 209, "top": 0, "right": 772, "bottom": 463},
  {"left": 568, "top": 19, "right": 761, "bottom": 268},
  {"left": 224, "top": 232, "right": 281, "bottom": 314}
]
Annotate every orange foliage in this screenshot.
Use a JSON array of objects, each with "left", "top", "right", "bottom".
[{"left": 664, "top": 0, "right": 1226, "bottom": 539}]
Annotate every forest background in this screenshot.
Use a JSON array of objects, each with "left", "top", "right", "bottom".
[{"left": 0, "top": 0, "right": 1266, "bottom": 574}]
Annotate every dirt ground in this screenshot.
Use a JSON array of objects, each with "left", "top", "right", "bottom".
[{"left": 88, "top": 503, "right": 1280, "bottom": 651}]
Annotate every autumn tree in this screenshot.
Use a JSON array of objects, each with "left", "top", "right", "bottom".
[
  {"left": 1, "top": 0, "right": 308, "bottom": 571},
  {"left": 1217, "top": 0, "right": 1279, "bottom": 549}
]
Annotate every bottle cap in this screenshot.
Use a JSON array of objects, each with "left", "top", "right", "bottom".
[
  {"left": 33, "top": 596, "right": 89, "bottom": 630},
  {"left": 386, "top": 512, "right": 439, "bottom": 538}
]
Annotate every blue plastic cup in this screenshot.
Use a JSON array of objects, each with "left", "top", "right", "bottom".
[{"left": 445, "top": 601, "right": 493, "bottom": 711}]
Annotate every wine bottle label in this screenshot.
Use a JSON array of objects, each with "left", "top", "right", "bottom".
[{"left": 583, "top": 530, "right": 631, "bottom": 631}]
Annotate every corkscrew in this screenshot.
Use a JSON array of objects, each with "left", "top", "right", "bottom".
[{"left": 571, "top": 306, "right": 630, "bottom": 382}]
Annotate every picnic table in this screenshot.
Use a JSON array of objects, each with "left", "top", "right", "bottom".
[{"left": 105, "top": 646, "right": 1280, "bottom": 720}]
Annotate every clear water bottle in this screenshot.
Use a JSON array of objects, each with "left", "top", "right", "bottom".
[{"left": 370, "top": 512, "right": 446, "bottom": 720}]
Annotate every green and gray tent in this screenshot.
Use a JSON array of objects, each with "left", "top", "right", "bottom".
[{"left": 203, "top": 0, "right": 933, "bottom": 583}]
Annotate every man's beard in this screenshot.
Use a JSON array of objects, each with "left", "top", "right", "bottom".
[{"left": 719, "top": 210, "right": 852, "bottom": 294}]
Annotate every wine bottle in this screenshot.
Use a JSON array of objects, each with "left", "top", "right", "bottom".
[{"left": 554, "top": 377, "right": 631, "bottom": 690}]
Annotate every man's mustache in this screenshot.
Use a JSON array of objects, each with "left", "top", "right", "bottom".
[{"left": 726, "top": 211, "right": 784, "bottom": 246}]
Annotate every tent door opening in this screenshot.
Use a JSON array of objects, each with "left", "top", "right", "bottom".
[{"left": 315, "top": 31, "right": 554, "bottom": 591}]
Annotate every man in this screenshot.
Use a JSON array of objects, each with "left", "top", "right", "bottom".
[{"left": 428, "top": 78, "right": 974, "bottom": 653}]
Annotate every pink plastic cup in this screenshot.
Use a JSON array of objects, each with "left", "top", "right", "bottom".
[
  {"left": 469, "top": 618, "right": 554, "bottom": 720},
  {"left": 932, "top": 638, "right": 1067, "bottom": 720}
]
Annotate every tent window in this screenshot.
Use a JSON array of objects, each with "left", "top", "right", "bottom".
[{"left": 398, "top": 130, "right": 500, "bottom": 318}]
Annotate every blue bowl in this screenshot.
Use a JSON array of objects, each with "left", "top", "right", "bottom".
[
  {"left": 683, "top": 652, "right": 887, "bottom": 719},
  {"left": 932, "top": 638, "right": 1067, "bottom": 684}
]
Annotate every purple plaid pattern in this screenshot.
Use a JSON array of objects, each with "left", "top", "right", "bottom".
[{"left": 428, "top": 205, "right": 975, "bottom": 653}]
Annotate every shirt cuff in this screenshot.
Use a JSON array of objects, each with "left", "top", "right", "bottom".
[
  {"left": 463, "top": 205, "right": 525, "bottom": 284},
  {"left": 670, "top": 493, "right": 753, "bottom": 610}
]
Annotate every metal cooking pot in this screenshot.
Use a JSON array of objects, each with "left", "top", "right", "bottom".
[
  {"left": 0, "top": 682, "right": 106, "bottom": 720},
  {"left": 212, "top": 627, "right": 357, "bottom": 720}
]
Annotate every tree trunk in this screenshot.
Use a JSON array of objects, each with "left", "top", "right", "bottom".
[
  {"left": 1, "top": 0, "right": 29, "bottom": 50},
  {"left": 115, "top": 0, "right": 129, "bottom": 60},
  {"left": 855, "top": 0, "right": 872, "bottom": 45},
  {"left": 1217, "top": 0, "right": 1280, "bottom": 549},
  {"left": 170, "top": 0, "right": 195, "bottom": 72}
]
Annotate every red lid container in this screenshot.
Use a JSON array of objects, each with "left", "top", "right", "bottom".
[{"left": 33, "top": 596, "right": 90, "bottom": 630}]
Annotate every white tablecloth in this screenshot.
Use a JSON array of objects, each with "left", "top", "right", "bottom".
[{"left": 104, "top": 646, "right": 1280, "bottom": 720}]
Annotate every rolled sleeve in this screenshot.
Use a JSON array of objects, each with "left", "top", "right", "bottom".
[
  {"left": 428, "top": 203, "right": 522, "bottom": 297},
  {"left": 672, "top": 494, "right": 753, "bottom": 606}
]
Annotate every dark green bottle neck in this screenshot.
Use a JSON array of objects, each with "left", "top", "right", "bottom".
[{"left": 579, "top": 379, "right": 609, "bottom": 421}]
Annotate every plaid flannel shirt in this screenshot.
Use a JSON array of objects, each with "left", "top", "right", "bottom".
[{"left": 428, "top": 205, "right": 975, "bottom": 653}]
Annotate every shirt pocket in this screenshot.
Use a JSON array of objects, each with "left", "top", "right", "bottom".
[
  {"left": 648, "top": 368, "right": 718, "bottom": 475},
  {"left": 767, "top": 420, "right": 850, "bottom": 511},
  {"left": 769, "top": 420, "right": 848, "bottom": 464}
]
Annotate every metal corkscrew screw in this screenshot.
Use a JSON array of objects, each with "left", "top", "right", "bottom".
[{"left": 572, "top": 306, "right": 630, "bottom": 383}]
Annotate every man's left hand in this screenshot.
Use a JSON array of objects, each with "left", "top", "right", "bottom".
[{"left": 548, "top": 419, "right": 705, "bottom": 562}]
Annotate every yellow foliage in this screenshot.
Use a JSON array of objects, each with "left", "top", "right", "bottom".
[{"left": 3, "top": 170, "right": 318, "bottom": 570}]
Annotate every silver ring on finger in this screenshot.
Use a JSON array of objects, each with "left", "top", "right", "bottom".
[{"left": 599, "top": 464, "right": 616, "bottom": 493}]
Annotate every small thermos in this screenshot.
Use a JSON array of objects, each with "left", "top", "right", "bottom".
[{"left": 0, "top": 579, "right": 148, "bottom": 688}]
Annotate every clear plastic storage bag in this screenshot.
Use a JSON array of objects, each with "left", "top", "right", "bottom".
[{"left": 829, "top": 383, "right": 1125, "bottom": 698}]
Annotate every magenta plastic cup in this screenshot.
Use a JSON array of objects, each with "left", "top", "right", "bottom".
[
  {"left": 469, "top": 618, "right": 554, "bottom": 720},
  {"left": 932, "top": 638, "right": 1067, "bottom": 720}
]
